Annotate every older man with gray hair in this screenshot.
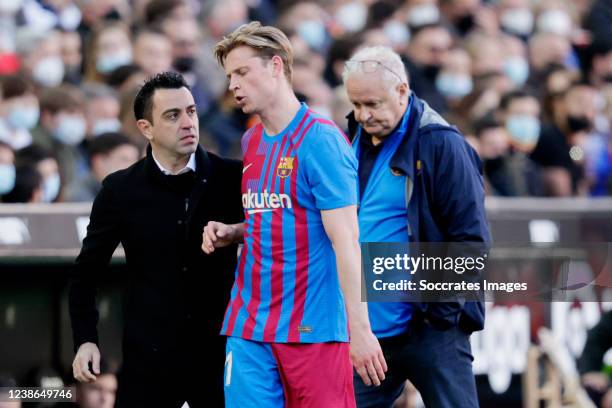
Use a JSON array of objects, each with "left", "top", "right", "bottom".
[{"left": 344, "top": 46, "right": 490, "bottom": 407}]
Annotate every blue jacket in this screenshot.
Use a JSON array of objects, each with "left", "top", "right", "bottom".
[{"left": 348, "top": 94, "right": 491, "bottom": 332}]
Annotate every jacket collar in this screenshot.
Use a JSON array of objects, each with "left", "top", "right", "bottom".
[
  {"left": 347, "top": 94, "right": 424, "bottom": 181},
  {"left": 144, "top": 144, "right": 212, "bottom": 184}
]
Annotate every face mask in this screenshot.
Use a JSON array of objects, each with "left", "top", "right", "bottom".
[
  {"left": 173, "top": 56, "right": 196, "bottom": 73},
  {"left": 408, "top": 4, "right": 440, "bottom": 28},
  {"left": 500, "top": 8, "right": 534, "bottom": 36},
  {"left": 537, "top": 9, "right": 572, "bottom": 36},
  {"left": 0, "top": 0, "right": 23, "bottom": 14},
  {"left": 504, "top": 57, "right": 529, "bottom": 87},
  {"left": 33, "top": 56, "right": 65, "bottom": 87},
  {"left": 506, "top": 115, "right": 541, "bottom": 147},
  {"left": 7, "top": 105, "right": 39, "bottom": 130},
  {"left": 0, "top": 164, "right": 16, "bottom": 195},
  {"left": 383, "top": 20, "right": 410, "bottom": 47},
  {"left": 335, "top": 2, "right": 368, "bottom": 33},
  {"left": 297, "top": 20, "right": 326, "bottom": 51},
  {"left": 52, "top": 115, "right": 87, "bottom": 145},
  {"left": 436, "top": 72, "right": 473, "bottom": 98},
  {"left": 42, "top": 172, "right": 61, "bottom": 202},
  {"left": 567, "top": 115, "right": 592, "bottom": 133},
  {"left": 96, "top": 50, "right": 132, "bottom": 74},
  {"left": 92, "top": 118, "right": 121, "bottom": 136}
]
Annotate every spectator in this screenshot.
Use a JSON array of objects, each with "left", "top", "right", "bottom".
[
  {"left": 83, "top": 22, "right": 132, "bottom": 84},
  {"left": 17, "top": 145, "right": 61, "bottom": 202},
  {"left": 0, "top": 75, "right": 40, "bottom": 150},
  {"left": 31, "top": 84, "right": 88, "bottom": 187},
  {"left": 82, "top": 84, "right": 121, "bottom": 138},
  {"left": 404, "top": 23, "right": 453, "bottom": 113},
  {"left": 61, "top": 29, "right": 84, "bottom": 85},
  {"left": 15, "top": 28, "right": 65, "bottom": 88},
  {"left": 132, "top": 29, "right": 173, "bottom": 78},
  {"left": 65, "top": 132, "right": 139, "bottom": 202},
  {"left": 2, "top": 163, "right": 43, "bottom": 203},
  {"left": 439, "top": 0, "right": 481, "bottom": 37},
  {"left": 531, "top": 81, "right": 599, "bottom": 195},
  {"left": 497, "top": 0, "right": 534, "bottom": 39},
  {"left": 143, "top": 0, "right": 191, "bottom": 27}
]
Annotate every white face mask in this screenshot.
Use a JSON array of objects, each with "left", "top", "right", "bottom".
[
  {"left": 408, "top": 4, "right": 440, "bottom": 27},
  {"left": 33, "top": 56, "right": 65, "bottom": 87},
  {"left": 383, "top": 20, "right": 410, "bottom": 48},
  {"left": 52, "top": 114, "right": 87, "bottom": 146},
  {"left": 42, "top": 172, "right": 61, "bottom": 202},
  {"left": 0, "top": 0, "right": 23, "bottom": 14},
  {"left": 537, "top": 9, "right": 572, "bottom": 37},
  {"left": 7, "top": 105, "right": 40, "bottom": 130},
  {"left": 335, "top": 1, "right": 368, "bottom": 33},
  {"left": 504, "top": 57, "right": 530, "bottom": 87},
  {"left": 500, "top": 8, "right": 534, "bottom": 36},
  {"left": 92, "top": 118, "right": 121, "bottom": 136}
]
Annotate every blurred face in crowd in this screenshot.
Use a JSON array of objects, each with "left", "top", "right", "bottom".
[
  {"left": 206, "top": 0, "right": 248, "bottom": 38},
  {"left": 137, "top": 87, "right": 199, "bottom": 160},
  {"left": 92, "top": 144, "right": 139, "bottom": 181},
  {"left": 562, "top": 85, "right": 598, "bottom": 133},
  {"left": 346, "top": 69, "right": 410, "bottom": 141},
  {"left": 469, "top": 35, "right": 504, "bottom": 77},
  {"left": 36, "top": 156, "right": 61, "bottom": 202},
  {"left": 479, "top": 126, "right": 509, "bottom": 159},
  {"left": 61, "top": 31, "right": 82, "bottom": 73},
  {"left": 86, "top": 95, "right": 121, "bottom": 137},
  {"left": 504, "top": 95, "right": 541, "bottom": 151},
  {"left": 224, "top": 46, "right": 283, "bottom": 116},
  {"left": 77, "top": 373, "right": 117, "bottom": 408},
  {"left": 528, "top": 32, "right": 570, "bottom": 71},
  {"left": 24, "top": 32, "right": 64, "bottom": 87},
  {"left": 592, "top": 50, "right": 612, "bottom": 85},
  {"left": 134, "top": 32, "right": 173, "bottom": 77},
  {"left": 95, "top": 25, "right": 132, "bottom": 75},
  {"left": 407, "top": 26, "right": 451, "bottom": 71},
  {"left": 163, "top": 18, "right": 201, "bottom": 73},
  {"left": 42, "top": 106, "right": 87, "bottom": 146},
  {"left": 502, "top": 35, "right": 529, "bottom": 87},
  {"left": 405, "top": 0, "right": 440, "bottom": 28},
  {"left": 436, "top": 48, "right": 473, "bottom": 100},
  {"left": 498, "top": 0, "right": 534, "bottom": 36},
  {"left": 0, "top": 92, "right": 39, "bottom": 131}
]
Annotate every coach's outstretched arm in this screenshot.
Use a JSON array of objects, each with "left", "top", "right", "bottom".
[{"left": 322, "top": 206, "right": 388, "bottom": 386}]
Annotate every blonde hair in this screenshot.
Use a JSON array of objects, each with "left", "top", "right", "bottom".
[{"left": 213, "top": 21, "right": 294, "bottom": 82}]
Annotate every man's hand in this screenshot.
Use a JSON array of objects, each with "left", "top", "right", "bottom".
[
  {"left": 582, "top": 372, "right": 610, "bottom": 392},
  {"left": 202, "top": 221, "right": 243, "bottom": 254},
  {"left": 72, "top": 342, "right": 100, "bottom": 382},
  {"left": 350, "top": 324, "right": 388, "bottom": 386}
]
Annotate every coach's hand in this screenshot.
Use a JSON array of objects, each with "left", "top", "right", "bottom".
[
  {"left": 350, "top": 325, "right": 388, "bottom": 386},
  {"left": 202, "top": 221, "right": 237, "bottom": 254},
  {"left": 73, "top": 342, "right": 101, "bottom": 382}
]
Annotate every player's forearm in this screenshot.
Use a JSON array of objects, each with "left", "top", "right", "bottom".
[
  {"left": 229, "top": 223, "right": 245, "bottom": 243},
  {"left": 334, "top": 239, "right": 371, "bottom": 331}
]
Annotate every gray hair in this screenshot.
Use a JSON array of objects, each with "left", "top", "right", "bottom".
[{"left": 342, "top": 46, "right": 408, "bottom": 86}]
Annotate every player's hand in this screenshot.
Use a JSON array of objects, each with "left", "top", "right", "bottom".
[
  {"left": 350, "top": 326, "right": 388, "bottom": 387},
  {"left": 202, "top": 221, "right": 235, "bottom": 254},
  {"left": 73, "top": 342, "right": 101, "bottom": 383}
]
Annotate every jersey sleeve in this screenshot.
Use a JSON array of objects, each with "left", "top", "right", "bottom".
[{"left": 302, "top": 123, "right": 358, "bottom": 210}]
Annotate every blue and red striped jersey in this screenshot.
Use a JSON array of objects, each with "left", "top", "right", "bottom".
[{"left": 221, "top": 103, "right": 358, "bottom": 343}]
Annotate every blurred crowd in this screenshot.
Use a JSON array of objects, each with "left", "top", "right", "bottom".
[{"left": 0, "top": 0, "right": 611, "bottom": 202}]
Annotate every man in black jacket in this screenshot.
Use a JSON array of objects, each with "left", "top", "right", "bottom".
[{"left": 69, "top": 72, "right": 243, "bottom": 407}]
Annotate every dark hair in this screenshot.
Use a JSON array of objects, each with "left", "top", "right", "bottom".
[
  {"left": 473, "top": 115, "right": 502, "bottom": 138},
  {"left": 133, "top": 71, "right": 190, "bottom": 122},
  {"left": 2, "top": 164, "right": 42, "bottom": 203},
  {"left": 105, "top": 64, "right": 142, "bottom": 89},
  {"left": 16, "top": 145, "right": 56, "bottom": 166},
  {"left": 88, "top": 132, "right": 135, "bottom": 157},
  {"left": 499, "top": 89, "right": 537, "bottom": 111},
  {"left": 144, "top": 0, "right": 185, "bottom": 26},
  {"left": 39, "top": 85, "right": 84, "bottom": 114},
  {"left": 0, "top": 75, "right": 32, "bottom": 99}
]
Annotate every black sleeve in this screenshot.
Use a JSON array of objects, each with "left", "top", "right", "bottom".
[
  {"left": 579, "top": 311, "right": 612, "bottom": 374},
  {"left": 225, "top": 158, "right": 245, "bottom": 224},
  {"left": 68, "top": 177, "right": 121, "bottom": 351}
]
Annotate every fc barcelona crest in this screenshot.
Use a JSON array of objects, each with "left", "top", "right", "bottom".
[{"left": 277, "top": 157, "right": 294, "bottom": 178}]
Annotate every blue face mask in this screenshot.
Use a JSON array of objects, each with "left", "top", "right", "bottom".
[
  {"left": 506, "top": 115, "right": 541, "bottom": 147},
  {"left": 92, "top": 118, "right": 121, "bottom": 137},
  {"left": 52, "top": 115, "right": 87, "bottom": 146},
  {"left": 297, "top": 20, "right": 326, "bottom": 51},
  {"left": 7, "top": 105, "right": 40, "bottom": 130},
  {"left": 436, "top": 72, "right": 473, "bottom": 99},
  {"left": 42, "top": 172, "right": 61, "bottom": 202},
  {"left": 504, "top": 57, "right": 529, "bottom": 87},
  {"left": 0, "top": 163, "right": 16, "bottom": 195}
]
